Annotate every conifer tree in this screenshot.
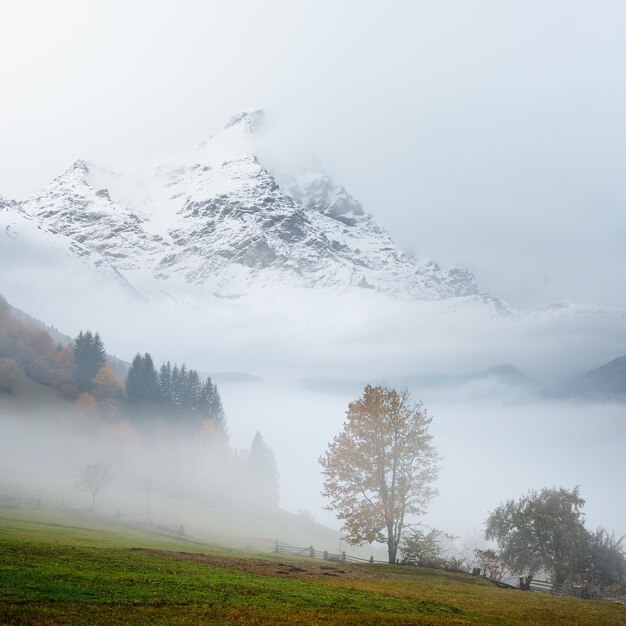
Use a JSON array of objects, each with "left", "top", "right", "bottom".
[
  {"left": 73, "top": 330, "right": 107, "bottom": 392},
  {"left": 209, "top": 381, "right": 227, "bottom": 431},
  {"left": 125, "top": 354, "right": 144, "bottom": 406},
  {"left": 249, "top": 432, "right": 279, "bottom": 506},
  {"left": 178, "top": 364, "right": 189, "bottom": 412},
  {"left": 199, "top": 377, "right": 227, "bottom": 431},
  {"left": 125, "top": 353, "right": 159, "bottom": 411},
  {"left": 171, "top": 364, "right": 181, "bottom": 410},
  {"left": 158, "top": 361, "right": 173, "bottom": 407},
  {"left": 142, "top": 353, "right": 159, "bottom": 402},
  {"left": 188, "top": 369, "right": 202, "bottom": 409}
]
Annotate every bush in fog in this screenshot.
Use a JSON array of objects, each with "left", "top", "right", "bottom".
[
  {"left": 401, "top": 527, "right": 456, "bottom": 569},
  {"left": 473, "top": 548, "right": 509, "bottom": 582},
  {"left": 582, "top": 528, "right": 626, "bottom": 595},
  {"left": 74, "top": 392, "right": 99, "bottom": 418},
  {"left": 76, "top": 462, "right": 113, "bottom": 509},
  {"left": 91, "top": 365, "right": 125, "bottom": 417},
  {"left": 0, "top": 357, "right": 24, "bottom": 393}
]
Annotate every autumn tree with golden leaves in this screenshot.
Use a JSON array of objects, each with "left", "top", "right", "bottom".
[{"left": 319, "top": 385, "right": 439, "bottom": 564}]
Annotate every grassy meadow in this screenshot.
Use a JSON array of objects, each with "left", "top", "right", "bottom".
[{"left": 0, "top": 508, "right": 624, "bottom": 625}]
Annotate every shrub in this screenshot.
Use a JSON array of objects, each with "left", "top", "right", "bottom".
[{"left": 0, "top": 358, "right": 24, "bottom": 393}]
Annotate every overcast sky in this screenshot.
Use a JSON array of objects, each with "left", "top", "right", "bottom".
[{"left": 2, "top": 0, "right": 626, "bottom": 309}]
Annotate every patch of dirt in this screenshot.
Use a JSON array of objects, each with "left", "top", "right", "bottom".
[{"left": 129, "top": 548, "right": 378, "bottom": 581}]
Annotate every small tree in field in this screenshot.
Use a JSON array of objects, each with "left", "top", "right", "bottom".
[
  {"left": 320, "top": 385, "right": 439, "bottom": 564},
  {"left": 77, "top": 462, "right": 113, "bottom": 509}
]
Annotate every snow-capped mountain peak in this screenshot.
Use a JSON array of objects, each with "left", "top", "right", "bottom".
[
  {"left": 224, "top": 109, "right": 265, "bottom": 132},
  {"left": 10, "top": 111, "right": 481, "bottom": 301}
]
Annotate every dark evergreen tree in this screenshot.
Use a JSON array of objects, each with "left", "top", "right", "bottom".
[
  {"left": 123, "top": 353, "right": 228, "bottom": 432},
  {"left": 171, "top": 364, "right": 181, "bottom": 410},
  {"left": 125, "top": 352, "right": 159, "bottom": 411},
  {"left": 249, "top": 432, "right": 279, "bottom": 506},
  {"left": 178, "top": 364, "right": 189, "bottom": 412},
  {"left": 125, "top": 353, "right": 144, "bottom": 406},
  {"left": 208, "top": 380, "right": 226, "bottom": 430},
  {"left": 142, "top": 353, "right": 159, "bottom": 402},
  {"left": 187, "top": 369, "right": 202, "bottom": 412},
  {"left": 73, "top": 330, "right": 107, "bottom": 392},
  {"left": 93, "top": 333, "right": 107, "bottom": 364},
  {"left": 158, "top": 361, "right": 173, "bottom": 407},
  {"left": 199, "top": 377, "right": 227, "bottom": 431}
]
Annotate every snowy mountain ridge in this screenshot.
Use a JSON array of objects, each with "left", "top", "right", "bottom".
[{"left": 13, "top": 111, "right": 481, "bottom": 301}]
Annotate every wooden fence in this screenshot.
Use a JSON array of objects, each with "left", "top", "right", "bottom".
[
  {"left": 273, "top": 541, "right": 388, "bottom": 565},
  {"left": 0, "top": 494, "right": 41, "bottom": 509},
  {"left": 274, "top": 542, "right": 626, "bottom": 603},
  {"left": 526, "top": 578, "right": 626, "bottom": 602}
]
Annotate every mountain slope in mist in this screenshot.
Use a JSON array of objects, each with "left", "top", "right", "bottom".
[
  {"left": 553, "top": 354, "right": 626, "bottom": 400},
  {"left": 15, "top": 111, "right": 479, "bottom": 301},
  {"left": 2, "top": 114, "right": 626, "bottom": 383}
]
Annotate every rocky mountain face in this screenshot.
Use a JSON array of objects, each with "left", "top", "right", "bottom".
[
  {"left": 11, "top": 111, "right": 480, "bottom": 301},
  {"left": 0, "top": 193, "right": 133, "bottom": 290}
]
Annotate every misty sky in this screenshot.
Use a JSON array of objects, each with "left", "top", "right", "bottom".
[{"left": 2, "top": 0, "right": 626, "bottom": 309}]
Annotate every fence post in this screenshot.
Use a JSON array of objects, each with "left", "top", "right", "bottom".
[
  {"left": 274, "top": 540, "right": 279, "bottom": 554},
  {"left": 341, "top": 551, "right": 346, "bottom": 563},
  {"left": 324, "top": 551, "right": 328, "bottom": 560},
  {"left": 310, "top": 545, "right": 315, "bottom": 558}
]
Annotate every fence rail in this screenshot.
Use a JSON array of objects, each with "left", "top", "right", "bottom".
[
  {"left": 273, "top": 541, "right": 388, "bottom": 565},
  {"left": 0, "top": 494, "right": 41, "bottom": 509},
  {"left": 527, "top": 578, "right": 626, "bottom": 602}
]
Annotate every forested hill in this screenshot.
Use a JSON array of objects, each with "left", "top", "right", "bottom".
[
  {"left": 0, "top": 292, "right": 281, "bottom": 508},
  {"left": 0, "top": 294, "right": 226, "bottom": 432}
]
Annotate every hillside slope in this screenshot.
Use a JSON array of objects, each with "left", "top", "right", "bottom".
[{"left": 0, "top": 509, "right": 624, "bottom": 625}]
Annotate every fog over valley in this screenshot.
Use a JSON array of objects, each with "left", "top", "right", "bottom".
[{"left": 1, "top": 3, "right": 625, "bottom": 619}]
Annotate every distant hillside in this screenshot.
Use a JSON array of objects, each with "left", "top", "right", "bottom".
[
  {"left": 293, "top": 363, "right": 538, "bottom": 396},
  {"left": 7, "top": 301, "right": 73, "bottom": 346},
  {"left": 558, "top": 355, "right": 626, "bottom": 400},
  {"left": 3, "top": 296, "right": 129, "bottom": 379}
]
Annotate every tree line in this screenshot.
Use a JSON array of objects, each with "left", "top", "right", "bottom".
[
  {"left": 125, "top": 354, "right": 226, "bottom": 430},
  {"left": 71, "top": 330, "right": 227, "bottom": 432},
  {"left": 0, "top": 297, "right": 227, "bottom": 432}
]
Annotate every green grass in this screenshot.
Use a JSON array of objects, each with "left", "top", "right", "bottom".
[{"left": 0, "top": 509, "right": 625, "bottom": 624}]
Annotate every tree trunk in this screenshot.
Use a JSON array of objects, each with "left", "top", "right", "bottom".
[{"left": 387, "top": 522, "right": 397, "bottom": 564}]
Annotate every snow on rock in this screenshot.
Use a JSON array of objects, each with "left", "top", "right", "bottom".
[
  {"left": 0, "top": 194, "right": 137, "bottom": 313},
  {"left": 15, "top": 111, "right": 481, "bottom": 301}
]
